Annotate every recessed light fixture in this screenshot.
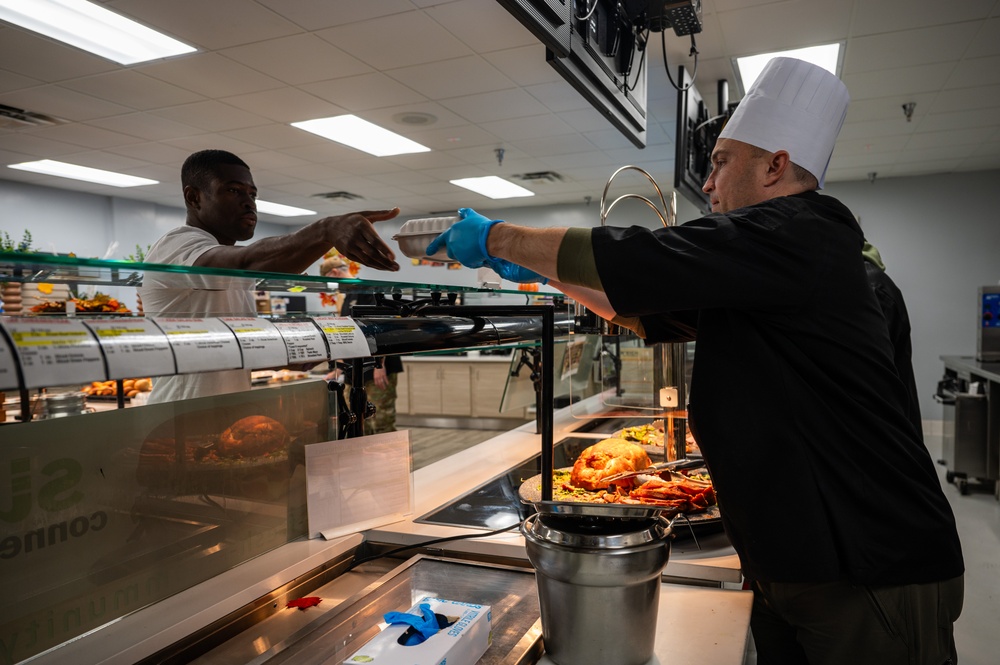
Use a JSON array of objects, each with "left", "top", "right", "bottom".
[
  {"left": 291, "top": 115, "right": 430, "bottom": 157},
  {"left": 733, "top": 42, "right": 843, "bottom": 95},
  {"left": 255, "top": 200, "right": 316, "bottom": 217},
  {"left": 0, "top": 0, "right": 196, "bottom": 65},
  {"left": 450, "top": 176, "right": 535, "bottom": 200},
  {"left": 7, "top": 159, "right": 158, "bottom": 187}
]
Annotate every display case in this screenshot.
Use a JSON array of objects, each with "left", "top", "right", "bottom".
[{"left": 0, "top": 251, "right": 701, "bottom": 664}]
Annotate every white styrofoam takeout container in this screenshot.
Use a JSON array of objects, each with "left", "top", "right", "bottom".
[{"left": 392, "top": 216, "right": 459, "bottom": 262}]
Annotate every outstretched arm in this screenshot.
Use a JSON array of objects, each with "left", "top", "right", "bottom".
[{"left": 195, "top": 208, "right": 401, "bottom": 273}]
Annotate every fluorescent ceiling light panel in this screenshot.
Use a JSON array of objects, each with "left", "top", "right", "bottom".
[
  {"left": 291, "top": 115, "right": 430, "bottom": 157},
  {"left": 734, "top": 43, "right": 843, "bottom": 95},
  {"left": 256, "top": 200, "right": 316, "bottom": 217},
  {"left": 450, "top": 176, "right": 535, "bottom": 200},
  {"left": 8, "top": 159, "right": 158, "bottom": 187},
  {"left": 0, "top": 0, "right": 196, "bottom": 65}
]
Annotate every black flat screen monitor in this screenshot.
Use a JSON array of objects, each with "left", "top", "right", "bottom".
[
  {"left": 674, "top": 65, "right": 718, "bottom": 212},
  {"left": 497, "top": 0, "right": 572, "bottom": 56},
  {"left": 503, "top": 0, "right": 648, "bottom": 147}
]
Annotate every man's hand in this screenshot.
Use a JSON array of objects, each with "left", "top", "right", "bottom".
[
  {"left": 485, "top": 257, "right": 547, "bottom": 284},
  {"left": 426, "top": 208, "right": 503, "bottom": 268},
  {"left": 327, "top": 208, "right": 400, "bottom": 271},
  {"left": 372, "top": 365, "right": 389, "bottom": 389}
]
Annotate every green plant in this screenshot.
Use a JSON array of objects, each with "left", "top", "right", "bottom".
[
  {"left": 125, "top": 243, "right": 151, "bottom": 262},
  {"left": 1, "top": 230, "right": 33, "bottom": 253}
]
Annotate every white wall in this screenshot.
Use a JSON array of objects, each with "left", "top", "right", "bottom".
[
  {"left": 824, "top": 172, "right": 1000, "bottom": 422},
  {"left": 3, "top": 171, "right": 996, "bottom": 419}
]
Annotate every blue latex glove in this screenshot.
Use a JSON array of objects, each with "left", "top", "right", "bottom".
[
  {"left": 384, "top": 603, "right": 441, "bottom": 646},
  {"left": 426, "top": 207, "right": 503, "bottom": 268},
  {"left": 486, "top": 257, "right": 547, "bottom": 284}
]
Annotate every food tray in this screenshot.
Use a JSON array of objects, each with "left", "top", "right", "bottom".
[
  {"left": 518, "top": 468, "right": 721, "bottom": 525},
  {"left": 392, "top": 215, "right": 458, "bottom": 262}
]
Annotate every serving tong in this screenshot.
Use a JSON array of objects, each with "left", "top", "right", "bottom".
[{"left": 601, "top": 458, "right": 709, "bottom": 485}]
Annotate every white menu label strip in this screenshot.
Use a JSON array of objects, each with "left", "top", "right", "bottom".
[
  {"left": 0, "top": 332, "right": 18, "bottom": 390},
  {"left": 83, "top": 319, "right": 176, "bottom": 380},
  {"left": 220, "top": 317, "right": 288, "bottom": 369},
  {"left": 273, "top": 319, "right": 329, "bottom": 364},
  {"left": 312, "top": 316, "right": 372, "bottom": 359},
  {"left": 151, "top": 317, "right": 243, "bottom": 374},
  {"left": 0, "top": 317, "right": 106, "bottom": 389}
]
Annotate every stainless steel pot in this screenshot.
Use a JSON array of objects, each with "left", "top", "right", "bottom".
[
  {"left": 39, "top": 391, "right": 90, "bottom": 419},
  {"left": 522, "top": 513, "right": 672, "bottom": 665}
]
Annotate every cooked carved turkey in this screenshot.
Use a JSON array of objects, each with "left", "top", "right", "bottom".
[{"left": 570, "top": 438, "right": 652, "bottom": 490}]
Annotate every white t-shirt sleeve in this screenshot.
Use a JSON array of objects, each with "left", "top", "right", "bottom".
[{"left": 145, "top": 226, "right": 221, "bottom": 266}]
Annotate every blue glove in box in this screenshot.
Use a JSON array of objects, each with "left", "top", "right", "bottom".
[{"left": 344, "top": 597, "right": 491, "bottom": 665}]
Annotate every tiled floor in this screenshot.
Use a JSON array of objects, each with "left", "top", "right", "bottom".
[
  {"left": 925, "top": 433, "right": 1000, "bottom": 665},
  {"left": 404, "top": 426, "right": 1000, "bottom": 663}
]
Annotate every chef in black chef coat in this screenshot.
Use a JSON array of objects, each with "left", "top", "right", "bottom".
[{"left": 429, "top": 58, "right": 964, "bottom": 665}]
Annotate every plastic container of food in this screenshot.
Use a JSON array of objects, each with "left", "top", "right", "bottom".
[{"left": 392, "top": 216, "right": 459, "bottom": 262}]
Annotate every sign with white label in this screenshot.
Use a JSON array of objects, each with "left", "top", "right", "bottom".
[
  {"left": 0, "top": 330, "right": 18, "bottom": 390},
  {"left": 220, "top": 317, "right": 288, "bottom": 369},
  {"left": 272, "top": 319, "right": 329, "bottom": 364},
  {"left": 312, "top": 316, "right": 372, "bottom": 359},
  {"left": 83, "top": 318, "right": 176, "bottom": 380},
  {"left": 0, "top": 317, "right": 105, "bottom": 388},
  {"left": 150, "top": 317, "right": 242, "bottom": 374}
]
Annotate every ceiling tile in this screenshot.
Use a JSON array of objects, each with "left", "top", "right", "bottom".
[
  {"left": 387, "top": 56, "right": 516, "bottom": 99},
  {"left": 523, "top": 82, "right": 592, "bottom": 113},
  {"left": 0, "top": 27, "right": 117, "bottom": 82},
  {"left": 107, "top": 141, "right": 195, "bottom": 165},
  {"left": 0, "top": 68, "right": 43, "bottom": 94},
  {"left": 150, "top": 101, "right": 270, "bottom": 132},
  {"left": 137, "top": 53, "right": 284, "bottom": 98},
  {"left": 86, "top": 112, "right": 204, "bottom": 142},
  {"left": 1, "top": 132, "right": 84, "bottom": 159},
  {"left": 221, "top": 88, "right": 346, "bottom": 123},
  {"left": 220, "top": 35, "right": 371, "bottom": 85},
  {"left": 966, "top": 16, "right": 1000, "bottom": 58},
  {"left": 446, "top": 88, "right": 549, "bottom": 123},
  {"left": 944, "top": 54, "right": 1000, "bottom": 89},
  {"left": 406, "top": 123, "right": 502, "bottom": 151},
  {"left": 928, "top": 84, "right": 1000, "bottom": 114},
  {"left": 480, "top": 114, "right": 575, "bottom": 141},
  {"left": 162, "top": 134, "right": 269, "bottom": 157},
  {"left": 23, "top": 123, "right": 142, "bottom": 150},
  {"left": 483, "top": 46, "right": 562, "bottom": 87},
  {"left": 60, "top": 70, "right": 204, "bottom": 110},
  {"left": 424, "top": 0, "right": 538, "bottom": 53},
  {"left": 851, "top": 0, "right": 994, "bottom": 36},
  {"left": 715, "top": 1, "right": 851, "bottom": 59},
  {"left": 1, "top": 85, "right": 130, "bottom": 121},
  {"left": 301, "top": 73, "right": 427, "bottom": 112},
  {"left": 509, "top": 133, "right": 598, "bottom": 157},
  {"left": 316, "top": 11, "right": 473, "bottom": 71},
  {"left": 109, "top": 0, "right": 302, "bottom": 49},
  {"left": 843, "top": 63, "right": 954, "bottom": 101},
  {"left": 257, "top": 0, "right": 417, "bottom": 31},
  {"left": 221, "top": 124, "right": 321, "bottom": 150},
  {"left": 845, "top": 23, "right": 981, "bottom": 74}
]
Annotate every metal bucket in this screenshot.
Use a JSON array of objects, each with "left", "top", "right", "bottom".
[{"left": 522, "top": 513, "right": 672, "bottom": 665}]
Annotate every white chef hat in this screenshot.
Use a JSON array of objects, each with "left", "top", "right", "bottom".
[{"left": 718, "top": 57, "right": 849, "bottom": 187}]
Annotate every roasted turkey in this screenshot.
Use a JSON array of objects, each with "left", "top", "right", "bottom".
[{"left": 570, "top": 438, "right": 651, "bottom": 490}]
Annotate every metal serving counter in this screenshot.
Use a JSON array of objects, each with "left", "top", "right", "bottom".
[
  {"left": 187, "top": 556, "right": 751, "bottom": 665},
  {"left": 938, "top": 355, "right": 1000, "bottom": 497},
  {"left": 24, "top": 396, "right": 746, "bottom": 664}
]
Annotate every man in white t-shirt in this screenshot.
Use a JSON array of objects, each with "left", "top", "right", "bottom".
[{"left": 139, "top": 149, "right": 400, "bottom": 403}]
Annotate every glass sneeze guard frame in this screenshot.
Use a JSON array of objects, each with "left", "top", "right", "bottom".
[{"left": 0, "top": 251, "right": 550, "bottom": 297}]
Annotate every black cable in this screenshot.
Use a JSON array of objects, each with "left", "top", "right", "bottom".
[
  {"left": 346, "top": 520, "right": 522, "bottom": 571},
  {"left": 662, "top": 30, "right": 699, "bottom": 92}
]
